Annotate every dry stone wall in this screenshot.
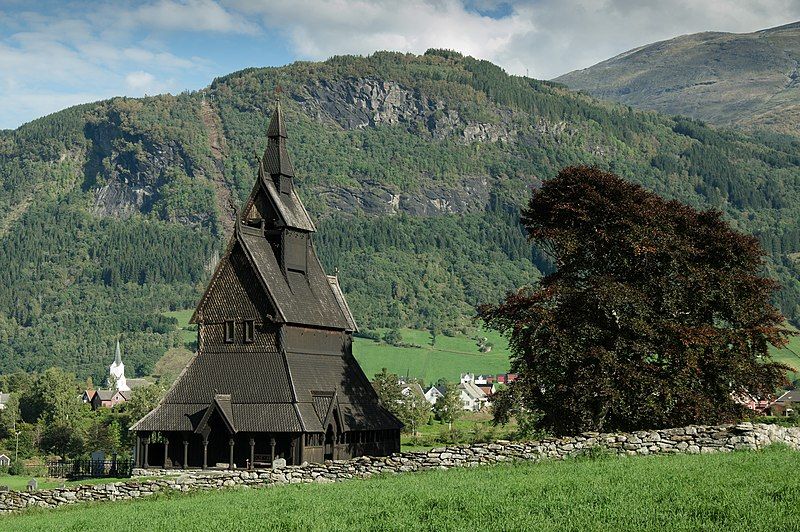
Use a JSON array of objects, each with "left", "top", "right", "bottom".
[{"left": 1, "top": 422, "right": 798, "bottom": 514}]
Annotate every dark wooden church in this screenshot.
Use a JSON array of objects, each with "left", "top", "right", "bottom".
[{"left": 131, "top": 103, "right": 402, "bottom": 469}]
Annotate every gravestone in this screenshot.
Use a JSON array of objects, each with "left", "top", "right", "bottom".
[
  {"left": 272, "top": 458, "right": 287, "bottom": 470},
  {"left": 26, "top": 478, "right": 38, "bottom": 492}
]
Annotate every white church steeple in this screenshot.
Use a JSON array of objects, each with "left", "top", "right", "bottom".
[{"left": 109, "top": 340, "right": 130, "bottom": 392}]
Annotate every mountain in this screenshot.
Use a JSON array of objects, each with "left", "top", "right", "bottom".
[
  {"left": 1, "top": 50, "right": 799, "bottom": 381},
  {"left": 555, "top": 22, "right": 800, "bottom": 135}
]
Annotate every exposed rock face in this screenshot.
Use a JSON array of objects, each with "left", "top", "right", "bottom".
[
  {"left": 0, "top": 423, "right": 797, "bottom": 514},
  {"left": 318, "top": 175, "right": 491, "bottom": 216},
  {"left": 297, "top": 77, "right": 515, "bottom": 144},
  {"left": 84, "top": 117, "right": 194, "bottom": 219}
]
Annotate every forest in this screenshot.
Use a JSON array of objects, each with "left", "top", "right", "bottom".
[{"left": 0, "top": 50, "right": 799, "bottom": 381}]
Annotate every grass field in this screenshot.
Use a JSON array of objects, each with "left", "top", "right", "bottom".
[{"left": 4, "top": 447, "right": 799, "bottom": 531}]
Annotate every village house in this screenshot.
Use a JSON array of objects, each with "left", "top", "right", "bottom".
[
  {"left": 770, "top": 390, "right": 800, "bottom": 416},
  {"left": 131, "top": 103, "right": 402, "bottom": 470},
  {"left": 423, "top": 385, "right": 445, "bottom": 405},
  {"left": 0, "top": 392, "right": 10, "bottom": 410},
  {"left": 0, "top": 454, "right": 10, "bottom": 467},
  {"left": 458, "top": 374, "right": 488, "bottom": 411}
]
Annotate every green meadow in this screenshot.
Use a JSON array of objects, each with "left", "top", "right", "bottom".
[{"left": 4, "top": 447, "right": 799, "bottom": 531}]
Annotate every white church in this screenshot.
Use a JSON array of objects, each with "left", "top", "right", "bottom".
[{"left": 108, "top": 339, "right": 130, "bottom": 392}]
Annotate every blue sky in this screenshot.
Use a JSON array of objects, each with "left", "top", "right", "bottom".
[{"left": 1, "top": 0, "right": 798, "bottom": 129}]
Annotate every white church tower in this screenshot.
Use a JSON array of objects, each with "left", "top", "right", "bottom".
[{"left": 109, "top": 340, "right": 130, "bottom": 392}]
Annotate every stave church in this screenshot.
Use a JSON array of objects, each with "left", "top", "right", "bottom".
[{"left": 131, "top": 102, "right": 402, "bottom": 469}]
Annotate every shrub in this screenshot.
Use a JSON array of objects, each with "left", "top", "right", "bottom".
[{"left": 8, "top": 459, "right": 25, "bottom": 476}]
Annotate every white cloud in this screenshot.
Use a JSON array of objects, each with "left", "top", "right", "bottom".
[
  {"left": 228, "top": 0, "right": 800, "bottom": 78},
  {"left": 132, "top": 0, "right": 260, "bottom": 34}
]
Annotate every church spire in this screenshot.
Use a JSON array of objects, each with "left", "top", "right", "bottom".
[
  {"left": 262, "top": 100, "right": 295, "bottom": 188},
  {"left": 115, "top": 339, "right": 122, "bottom": 366}
]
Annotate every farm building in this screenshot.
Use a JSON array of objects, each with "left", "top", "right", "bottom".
[{"left": 131, "top": 103, "right": 402, "bottom": 470}]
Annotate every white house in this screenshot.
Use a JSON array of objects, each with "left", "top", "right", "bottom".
[
  {"left": 0, "top": 393, "right": 10, "bottom": 410},
  {"left": 0, "top": 454, "right": 10, "bottom": 467},
  {"left": 423, "top": 385, "right": 445, "bottom": 405},
  {"left": 458, "top": 380, "right": 488, "bottom": 411}
]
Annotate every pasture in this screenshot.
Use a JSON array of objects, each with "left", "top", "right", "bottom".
[{"left": 3, "top": 446, "right": 799, "bottom": 531}]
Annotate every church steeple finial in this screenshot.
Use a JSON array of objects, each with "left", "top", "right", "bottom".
[
  {"left": 262, "top": 93, "right": 295, "bottom": 190},
  {"left": 115, "top": 339, "right": 122, "bottom": 366}
]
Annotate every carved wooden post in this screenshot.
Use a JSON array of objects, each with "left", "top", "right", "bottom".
[
  {"left": 183, "top": 437, "right": 189, "bottom": 469},
  {"left": 249, "top": 437, "right": 255, "bottom": 470},
  {"left": 270, "top": 437, "right": 276, "bottom": 463},
  {"left": 202, "top": 437, "right": 209, "bottom": 469},
  {"left": 143, "top": 434, "right": 150, "bottom": 469},
  {"left": 228, "top": 438, "right": 235, "bottom": 470},
  {"left": 135, "top": 435, "right": 142, "bottom": 468},
  {"left": 163, "top": 435, "right": 170, "bottom": 468},
  {"left": 290, "top": 438, "right": 296, "bottom": 465}
]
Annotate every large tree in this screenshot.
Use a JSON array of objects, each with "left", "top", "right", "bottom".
[{"left": 480, "top": 166, "right": 791, "bottom": 435}]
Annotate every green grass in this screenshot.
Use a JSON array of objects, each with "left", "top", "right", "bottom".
[
  {"left": 163, "top": 309, "right": 196, "bottom": 347},
  {"left": 353, "top": 328, "right": 511, "bottom": 384},
  {"left": 400, "top": 411, "right": 518, "bottom": 450},
  {"left": 4, "top": 447, "right": 799, "bottom": 531},
  {"left": 770, "top": 324, "right": 800, "bottom": 383}
]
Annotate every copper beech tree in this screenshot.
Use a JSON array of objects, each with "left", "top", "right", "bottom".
[{"left": 480, "top": 166, "right": 791, "bottom": 435}]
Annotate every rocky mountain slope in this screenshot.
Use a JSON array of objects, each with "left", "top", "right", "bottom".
[
  {"left": 555, "top": 22, "right": 800, "bottom": 135},
  {"left": 1, "top": 50, "right": 799, "bottom": 380}
]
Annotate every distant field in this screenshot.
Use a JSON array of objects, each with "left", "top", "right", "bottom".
[
  {"left": 163, "top": 309, "right": 196, "bottom": 347},
  {"left": 353, "top": 328, "right": 511, "bottom": 384},
  {"left": 770, "top": 324, "right": 800, "bottom": 383},
  {"left": 5, "top": 447, "right": 799, "bottom": 531}
]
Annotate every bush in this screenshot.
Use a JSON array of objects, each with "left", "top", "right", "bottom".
[{"left": 8, "top": 459, "right": 25, "bottom": 476}]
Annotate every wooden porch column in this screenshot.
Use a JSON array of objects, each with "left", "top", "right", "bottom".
[
  {"left": 202, "top": 437, "right": 209, "bottom": 469},
  {"left": 183, "top": 438, "right": 189, "bottom": 469},
  {"left": 270, "top": 437, "right": 276, "bottom": 462},
  {"left": 290, "top": 438, "right": 296, "bottom": 465},
  {"left": 143, "top": 435, "right": 150, "bottom": 468},
  {"left": 163, "top": 436, "right": 170, "bottom": 468},
  {"left": 299, "top": 434, "right": 305, "bottom": 464},
  {"left": 135, "top": 435, "right": 142, "bottom": 468},
  {"left": 249, "top": 438, "right": 255, "bottom": 470},
  {"left": 228, "top": 438, "right": 235, "bottom": 470}
]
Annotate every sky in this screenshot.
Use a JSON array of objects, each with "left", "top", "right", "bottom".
[{"left": 1, "top": 0, "right": 798, "bottom": 130}]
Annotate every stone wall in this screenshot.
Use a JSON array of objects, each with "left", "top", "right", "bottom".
[{"left": 1, "top": 422, "right": 798, "bottom": 514}]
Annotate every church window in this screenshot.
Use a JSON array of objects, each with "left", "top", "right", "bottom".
[
  {"left": 224, "top": 320, "right": 235, "bottom": 343},
  {"left": 244, "top": 320, "right": 255, "bottom": 343}
]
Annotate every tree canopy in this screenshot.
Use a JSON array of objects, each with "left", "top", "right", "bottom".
[{"left": 481, "top": 166, "right": 792, "bottom": 435}]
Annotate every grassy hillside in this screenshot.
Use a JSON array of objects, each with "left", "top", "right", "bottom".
[
  {"left": 2, "top": 50, "right": 800, "bottom": 380},
  {"left": 5, "top": 448, "right": 799, "bottom": 531},
  {"left": 555, "top": 22, "right": 800, "bottom": 135}
]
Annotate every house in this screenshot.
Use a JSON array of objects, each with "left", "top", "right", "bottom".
[
  {"left": 91, "top": 389, "right": 131, "bottom": 410},
  {"left": 131, "top": 103, "right": 402, "bottom": 470},
  {"left": 458, "top": 380, "right": 488, "bottom": 411},
  {"left": 0, "top": 454, "right": 10, "bottom": 467},
  {"left": 770, "top": 390, "right": 800, "bottom": 416},
  {"left": 82, "top": 389, "right": 97, "bottom": 404},
  {"left": 0, "top": 393, "right": 10, "bottom": 410},
  {"left": 477, "top": 384, "right": 496, "bottom": 397},
  {"left": 423, "top": 385, "right": 445, "bottom": 405},
  {"left": 400, "top": 382, "right": 425, "bottom": 400},
  {"left": 733, "top": 393, "right": 772, "bottom": 413}
]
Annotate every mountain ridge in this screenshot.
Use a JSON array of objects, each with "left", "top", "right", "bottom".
[
  {"left": 555, "top": 21, "right": 800, "bottom": 135},
  {"left": 1, "top": 50, "right": 799, "bottom": 380}
]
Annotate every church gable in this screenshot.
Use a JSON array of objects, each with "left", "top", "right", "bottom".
[{"left": 194, "top": 243, "right": 276, "bottom": 325}]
